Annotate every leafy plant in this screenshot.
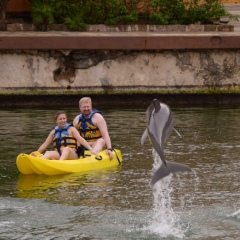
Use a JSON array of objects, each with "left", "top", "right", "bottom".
[
  {"left": 142, "top": 0, "right": 227, "bottom": 24},
  {"left": 31, "top": 0, "right": 55, "bottom": 31},
  {"left": 64, "top": 13, "right": 87, "bottom": 31},
  {"left": 28, "top": 0, "right": 228, "bottom": 28}
]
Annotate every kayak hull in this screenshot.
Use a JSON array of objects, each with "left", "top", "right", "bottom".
[{"left": 16, "top": 149, "right": 122, "bottom": 175}]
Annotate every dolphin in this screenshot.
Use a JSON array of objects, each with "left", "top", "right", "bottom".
[{"left": 141, "top": 99, "right": 191, "bottom": 186}]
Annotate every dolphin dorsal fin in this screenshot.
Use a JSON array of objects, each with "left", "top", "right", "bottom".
[{"left": 153, "top": 99, "right": 161, "bottom": 113}]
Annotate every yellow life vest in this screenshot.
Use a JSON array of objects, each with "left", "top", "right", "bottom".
[
  {"left": 76, "top": 110, "right": 102, "bottom": 142},
  {"left": 53, "top": 123, "right": 77, "bottom": 154}
]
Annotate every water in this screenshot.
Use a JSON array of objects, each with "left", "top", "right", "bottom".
[{"left": 0, "top": 106, "right": 239, "bottom": 239}]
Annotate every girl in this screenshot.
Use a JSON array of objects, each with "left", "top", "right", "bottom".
[{"left": 32, "top": 111, "right": 94, "bottom": 160}]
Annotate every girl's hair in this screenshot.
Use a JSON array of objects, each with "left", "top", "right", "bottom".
[{"left": 54, "top": 111, "right": 67, "bottom": 121}]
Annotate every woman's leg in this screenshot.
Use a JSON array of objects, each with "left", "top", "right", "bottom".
[
  {"left": 41, "top": 151, "right": 60, "bottom": 160},
  {"left": 60, "top": 147, "right": 78, "bottom": 160}
]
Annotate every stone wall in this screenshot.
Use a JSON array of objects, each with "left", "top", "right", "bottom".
[
  {"left": 1, "top": 49, "right": 240, "bottom": 92},
  {"left": 6, "top": 23, "right": 234, "bottom": 32}
]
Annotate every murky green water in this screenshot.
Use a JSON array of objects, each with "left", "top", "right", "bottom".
[{"left": 0, "top": 106, "right": 239, "bottom": 239}]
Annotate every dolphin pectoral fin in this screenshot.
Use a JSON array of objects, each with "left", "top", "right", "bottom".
[
  {"left": 141, "top": 128, "right": 148, "bottom": 145},
  {"left": 151, "top": 163, "right": 171, "bottom": 186},
  {"left": 173, "top": 128, "right": 182, "bottom": 138},
  {"left": 165, "top": 160, "right": 192, "bottom": 173},
  {"left": 151, "top": 160, "right": 192, "bottom": 186}
]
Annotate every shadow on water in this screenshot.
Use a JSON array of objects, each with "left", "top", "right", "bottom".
[{"left": 0, "top": 106, "right": 239, "bottom": 239}]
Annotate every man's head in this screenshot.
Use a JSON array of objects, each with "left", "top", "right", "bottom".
[{"left": 79, "top": 97, "right": 92, "bottom": 116}]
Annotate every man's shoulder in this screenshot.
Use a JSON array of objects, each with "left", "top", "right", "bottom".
[
  {"left": 92, "top": 111, "right": 103, "bottom": 118},
  {"left": 73, "top": 114, "right": 80, "bottom": 125},
  {"left": 73, "top": 114, "right": 80, "bottom": 119},
  {"left": 92, "top": 112, "right": 105, "bottom": 125}
]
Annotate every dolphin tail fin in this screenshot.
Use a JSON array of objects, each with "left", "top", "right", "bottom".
[
  {"left": 151, "top": 160, "right": 191, "bottom": 186},
  {"left": 141, "top": 128, "right": 148, "bottom": 145},
  {"left": 151, "top": 163, "right": 171, "bottom": 186},
  {"left": 165, "top": 160, "right": 191, "bottom": 174}
]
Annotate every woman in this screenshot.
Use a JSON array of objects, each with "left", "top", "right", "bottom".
[{"left": 31, "top": 111, "right": 94, "bottom": 160}]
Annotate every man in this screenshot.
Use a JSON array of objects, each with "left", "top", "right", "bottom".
[{"left": 73, "top": 97, "right": 114, "bottom": 159}]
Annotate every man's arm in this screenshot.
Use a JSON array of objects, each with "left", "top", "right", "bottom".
[
  {"left": 93, "top": 113, "right": 114, "bottom": 159},
  {"left": 93, "top": 113, "right": 112, "bottom": 149}
]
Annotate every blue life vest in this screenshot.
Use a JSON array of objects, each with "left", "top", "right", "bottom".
[
  {"left": 53, "top": 123, "right": 77, "bottom": 154},
  {"left": 76, "top": 110, "right": 103, "bottom": 142}
]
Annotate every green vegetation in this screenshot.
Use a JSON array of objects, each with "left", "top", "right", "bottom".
[
  {"left": 64, "top": 13, "right": 87, "bottom": 31},
  {"left": 2, "top": 87, "right": 240, "bottom": 96},
  {"left": 27, "top": 0, "right": 227, "bottom": 31},
  {"left": 30, "top": 0, "right": 55, "bottom": 30},
  {"left": 144, "top": 0, "right": 227, "bottom": 24}
]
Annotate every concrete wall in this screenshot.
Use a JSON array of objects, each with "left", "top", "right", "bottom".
[{"left": 1, "top": 49, "right": 240, "bottom": 92}]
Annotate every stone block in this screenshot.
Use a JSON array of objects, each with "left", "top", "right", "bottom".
[
  {"left": 154, "top": 25, "right": 166, "bottom": 32},
  {"left": 217, "top": 25, "right": 234, "bottom": 32},
  {"left": 106, "top": 26, "right": 118, "bottom": 32},
  {"left": 137, "top": 25, "right": 149, "bottom": 31},
  {"left": 7, "top": 23, "right": 36, "bottom": 31},
  {"left": 88, "top": 24, "right": 108, "bottom": 32},
  {"left": 47, "top": 24, "right": 69, "bottom": 31},
  {"left": 128, "top": 24, "right": 139, "bottom": 32},
  {"left": 115, "top": 25, "right": 125, "bottom": 31},
  {"left": 7, "top": 23, "right": 23, "bottom": 31},
  {"left": 176, "top": 25, "right": 188, "bottom": 32},
  {"left": 188, "top": 24, "right": 204, "bottom": 32},
  {"left": 165, "top": 25, "right": 180, "bottom": 31},
  {"left": 204, "top": 25, "right": 217, "bottom": 32}
]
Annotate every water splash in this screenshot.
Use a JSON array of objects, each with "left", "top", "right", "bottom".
[
  {"left": 146, "top": 150, "right": 186, "bottom": 238},
  {"left": 227, "top": 209, "right": 240, "bottom": 220}
]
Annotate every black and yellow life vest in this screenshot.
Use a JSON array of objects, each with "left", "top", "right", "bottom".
[
  {"left": 76, "top": 110, "right": 103, "bottom": 142},
  {"left": 53, "top": 123, "right": 77, "bottom": 154}
]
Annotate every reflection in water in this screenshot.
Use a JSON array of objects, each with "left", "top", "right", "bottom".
[
  {"left": 17, "top": 168, "right": 124, "bottom": 207},
  {"left": 0, "top": 107, "right": 240, "bottom": 239}
]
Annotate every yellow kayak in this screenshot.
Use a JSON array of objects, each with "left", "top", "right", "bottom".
[{"left": 16, "top": 149, "right": 122, "bottom": 176}]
